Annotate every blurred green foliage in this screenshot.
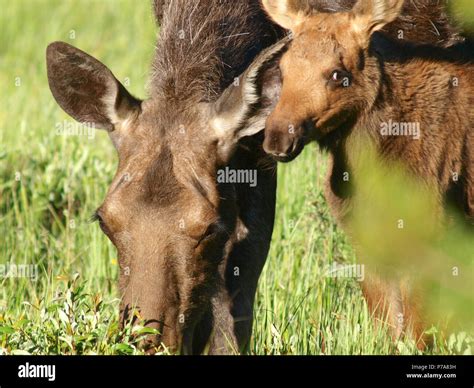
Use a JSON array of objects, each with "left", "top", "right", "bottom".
[
  {"left": 450, "top": 0, "right": 474, "bottom": 33},
  {"left": 348, "top": 144, "right": 473, "bottom": 333}
]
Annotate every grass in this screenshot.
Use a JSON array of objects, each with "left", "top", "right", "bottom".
[{"left": 0, "top": 0, "right": 471, "bottom": 355}]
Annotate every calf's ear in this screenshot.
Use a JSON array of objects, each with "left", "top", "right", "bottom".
[
  {"left": 46, "top": 42, "right": 141, "bottom": 132},
  {"left": 261, "top": 0, "right": 310, "bottom": 32},
  {"left": 209, "top": 38, "right": 288, "bottom": 159},
  {"left": 352, "top": 0, "right": 404, "bottom": 43}
]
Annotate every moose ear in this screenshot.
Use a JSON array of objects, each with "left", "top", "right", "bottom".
[
  {"left": 46, "top": 42, "right": 141, "bottom": 131},
  {"left": 209, "top": 38, "right": 288, "bottom": 158},
  {"left": 352, "top": 0, "right": 404, "bottom": 41},
  {"left": 261, "top": 0, "right": 310, "bottom": 32}
]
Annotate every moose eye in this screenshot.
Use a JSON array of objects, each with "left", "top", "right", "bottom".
[
  {"left": 196, "top": 222, "right": 225, "bottom": 247},
  {"left": 201, "top": 223, "right": 219, "bottom": 240},
  {"left": 91, "top": 210, "right": 108, "bottom": 233},
  {"left": 329, "top": 69, "right": 351, "bottom": 87}
]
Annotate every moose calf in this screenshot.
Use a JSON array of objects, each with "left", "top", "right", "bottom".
[{"left": 261, "top": 0, "right": 474, "bottom": 346}]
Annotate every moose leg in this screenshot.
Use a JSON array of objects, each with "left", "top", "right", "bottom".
[
  {"left": 225, "top": 166, "right": 277, "bottom": 353},
  {"left": 361, "top": 273, "right": 427, "bottom": 349},
  {"left": 203, "top": 244, "right": 268, "bottom": 355},
  {"left": 229, "top": 255, "right": 261, "bottom": 353},
  {"left": 206, "top": 290, "right": 239, "bottom": 355},
  {"left": 200, "top": 223, "right": 274, "bottom": 354},
  {"left": 189, "top": 287, "right": 238, "bottom": 355},
  {"left": 203, "top": 229, "right": 272, "bottom": 354}
]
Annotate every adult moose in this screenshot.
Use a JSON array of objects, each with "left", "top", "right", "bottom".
[
  {"left": 46, "top": 0, "right": 464, "bottom": 354},
  {"left": 261, "top": 0, "right": 473, "bottom": 346},
  {"left": 47, "top": 0, "right": 286, "bottom": 355}
]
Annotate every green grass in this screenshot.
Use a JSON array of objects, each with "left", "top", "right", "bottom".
[{"left": 0, "top": 0, "right": 471, "bottom": 355}]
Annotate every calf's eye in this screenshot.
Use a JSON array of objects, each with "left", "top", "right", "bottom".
[{"left": 329, "top": 70, "right": 351, "bottom": 87}]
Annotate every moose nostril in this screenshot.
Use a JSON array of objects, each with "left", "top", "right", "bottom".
[
  {"left": 263, "top": 129, "right": 295, "bottom": 159},
  {"left": 264, "top": 131, "right": 282, "bottom": 151}
]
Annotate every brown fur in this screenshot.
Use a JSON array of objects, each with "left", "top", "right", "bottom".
[
  {"left": 306, "top": 0, "right": 462, "bottom": 46},
  {"left": 262, "top": 0, "right": 473, "bottom": 347}
]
